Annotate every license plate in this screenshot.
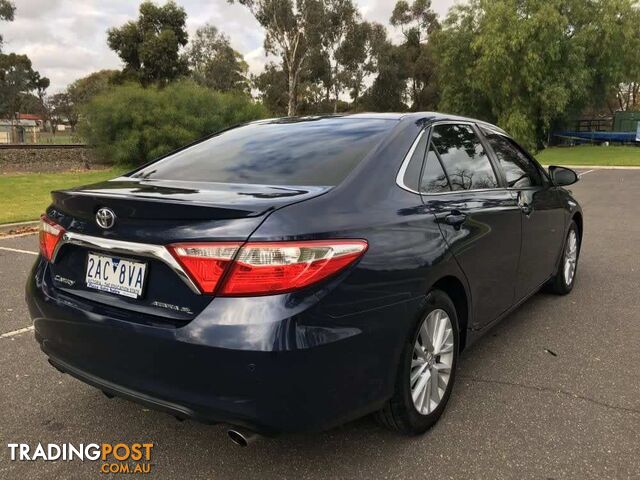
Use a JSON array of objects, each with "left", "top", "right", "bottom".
[{"left": 85, "top": 253, "right": 147, "bottom": 299}]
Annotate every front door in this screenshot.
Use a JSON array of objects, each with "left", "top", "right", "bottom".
[{"left": 482, "top": 131, "right": 565, "bottom": 299}]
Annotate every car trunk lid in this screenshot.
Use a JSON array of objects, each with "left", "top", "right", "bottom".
[{"left": 45, "top": 177, "right": 330, "bottom": 322}]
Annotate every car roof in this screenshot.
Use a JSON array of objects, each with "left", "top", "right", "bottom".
[
  {"left": 399, "top": 112, "right": 508, "bottom": 134},
  {"left": 248, "top": 112, "right": 508, "bottom": 136},
  {"left": 256, "top": 112, "right": 507, "bottom": 134}
]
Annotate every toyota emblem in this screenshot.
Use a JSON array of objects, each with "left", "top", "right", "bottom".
[{"left": 96, "top": 207, "right": 116, "bottom": 229}]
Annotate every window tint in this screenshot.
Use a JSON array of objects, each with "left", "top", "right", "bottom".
[
  {"left": 421, "top": 146, "right": 451, "bottom": 193},
  {"left": 485, "top": 134, "right": 542, "bottom": 188},
  {"left": 402, "top": 131, "right": 428, "bottom": 192},
  {"left": 131, "top": 118, "right": 395, "bottom": 186},
  {"left": 431, "top": 124, "right": 498, "bottom": 191}
]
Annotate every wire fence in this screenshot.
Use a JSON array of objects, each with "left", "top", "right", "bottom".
[{"left": 0, "top": 127, "right": 84, "bottom": 146}]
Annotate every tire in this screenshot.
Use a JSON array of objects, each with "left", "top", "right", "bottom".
[
  {"left": 547, "top": 221, "right": 580, "bottom": 295},
  {"left": 375, "top": 289, "right": 459, "bottom": 435}
]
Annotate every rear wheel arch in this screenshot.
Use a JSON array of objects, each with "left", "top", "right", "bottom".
[
  {"left": 430, "top": 276, "right": 469, "bottom": 352},
  {"left": 376, "top": 288, "right": 460, "bottom": 434}
]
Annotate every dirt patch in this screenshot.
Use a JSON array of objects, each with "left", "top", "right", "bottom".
[{"left": 0, "top": 225, "right": 38, "bottom": 238}]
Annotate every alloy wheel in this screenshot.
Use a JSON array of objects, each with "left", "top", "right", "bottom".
[
  {"left": 410, "top": 309, "right": 454, "bottom": 415},
  {"left": 563, "top": 229, "right": 578, "bottom": 286}
]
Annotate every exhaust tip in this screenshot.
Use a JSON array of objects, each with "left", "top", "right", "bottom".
[{"left": 227, "top": 428, "right": 257, "bottom": 447}]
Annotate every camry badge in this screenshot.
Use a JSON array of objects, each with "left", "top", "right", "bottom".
[{"left": 96, "top": 207, "right": 116, "bottom": 229}]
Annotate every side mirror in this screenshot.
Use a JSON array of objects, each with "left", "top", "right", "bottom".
[{"left": 548, "top": 166, "right": 579, "bottom": 187}]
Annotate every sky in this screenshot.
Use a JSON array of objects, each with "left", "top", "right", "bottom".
[{"left": 0, "top": 0, "right": 458, "bottom": 93}]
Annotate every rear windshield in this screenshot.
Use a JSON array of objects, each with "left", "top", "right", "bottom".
[{"left": 131, "top": 117, "right": 396, "bottom": 186}]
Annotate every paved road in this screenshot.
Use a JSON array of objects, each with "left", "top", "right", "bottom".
[{"left": 1, "top": 169, "right": 638, "bottom": 479}]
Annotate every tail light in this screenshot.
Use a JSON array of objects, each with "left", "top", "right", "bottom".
[
  {"left": 168, "top": 240, "right": 368, "bottom": 296},
  {"left": 39, "top": 214, "right": 65, "bottom": 261},
  {"left": 167, "top": 243, "right": 241, "bottom": 293},
  {"left": 220, "top": 241, "right": 368, "bottom": 295}
]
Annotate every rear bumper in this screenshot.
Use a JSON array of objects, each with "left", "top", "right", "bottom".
[
  {"left": 27, "top": 259, "right": 415, "bottom": 433},
  {"left": 44, "top": 353, "right": 216, "bottom": 425}
]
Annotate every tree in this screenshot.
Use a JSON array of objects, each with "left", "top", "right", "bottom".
[
  {"left": 107, "top": 1, "right": 189, "bottom": 85},
  {"left": 253, "top": 57, "right": 337, "bottom": 115},
  {"left": 588, "top": 0, "right": 640, "bottom": 114},
  {"left": 253, "top": 62, "right": 289, "bottom": 115},
  {"left": 433, "top": 0, "right": 640, "bottom": 150},
  {"left": 0, "top": 0, "right": 15, "bottom": 51},
  {"left": 17, "top": 93, "right": 41, "bottom": 113},
  {"left": 431, "top": 3, "right": 488, "bottom": 121},
  {"left": 390, "top": 0, "right": 439, "bottom": 110},
  {"left": 32, "top": 71, "right": 51, "bottom": 130},
  {"left": 360, "top": 23, "right": 408, "bottom": 112},
  {"left": 335, "top": 21, "right": 367, "bottom": 110},
  {"left": 229, "top": 0, "right": 324, "bottom": 116},
  {"left": 0, "top": 2, "right": 50, "bottom": 128},
  {"left": 67, "top": 70, "right": 119, "bottom": 106},
  {"left": 0, "top": 0, "right": 13, "bottom": 19},
  {"left": 390, "top": 0, "right": 438, "bottom": 39},
  {"left": 613, "top": 83, "right": 640, "bottom": 112},
  {"left": 0, "top": 53, "right": 49, "bottom": 119},
  {"left": 322, "top": 0, "right": 359, "bottom": 112},
  {"left": 187, "top": 24, "right": 249, "bottom": 93},
  {"left": 36, "top": 70, "right": 118, "bottom": 135},
  {"left": 79, "top": 80, "right": 268, "bottom": 165},
  {"left": 304, "top": 46, "right": 332, "bottom": 103},
  {"left": 49, "top": 93, "right": 78, "bottom": 131},
  {"left": 336, "top": 21, "right": 379, "bottom": 110}
]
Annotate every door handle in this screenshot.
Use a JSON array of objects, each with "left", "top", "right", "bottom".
[
  {"left": 520, "top": 203, "right": 533, "bottom": 215},
  {"left": 444, "top": 212, "right": 467, "bottom": 228},
  {"left": 517, "top": 192, "right": 533, "bottom": 215}
]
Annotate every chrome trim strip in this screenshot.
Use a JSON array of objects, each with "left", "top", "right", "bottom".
[
  {"left": 51, "top": 232, "right": 201, "bottom": 294},
  {"left": 421, "top": 187, "right": 510, "bottom": 197}
]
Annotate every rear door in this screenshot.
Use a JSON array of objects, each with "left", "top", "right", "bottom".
[
  {"left": 481, "top": 130, "right": 565, "bottom": 299},
  {"left": 422, "top": 123, "right": 522, "bottom": 329}
]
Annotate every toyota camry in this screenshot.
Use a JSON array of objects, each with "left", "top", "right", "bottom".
[{"left": 26, "top": 113, "right": 582, "bottom": 444}]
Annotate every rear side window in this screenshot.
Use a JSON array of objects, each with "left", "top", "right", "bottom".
[
  {"left": 484, "top": 134, "right": 542, "bottom": 188},
  {"left": 431, "top": 124, "right": 498, "bottom": 191},
  {"left": 421, "top": 146, "right": 451, "bottom": 193},
  {"left": 131, "top": 118, "right": 395, "bottom": 186},
  {"left": 402, "top": 131, "right": 428, "bottom": 192}
]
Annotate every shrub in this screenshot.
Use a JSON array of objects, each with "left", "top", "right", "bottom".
[{"left": 79, "top": 81, "right": 268, "bottom": 166}]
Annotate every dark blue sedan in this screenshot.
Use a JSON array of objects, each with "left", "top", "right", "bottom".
[{"left": 27, "top": 113, "right": 582, "bottom": 445}]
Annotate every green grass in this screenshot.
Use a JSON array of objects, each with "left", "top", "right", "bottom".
[
  {"left": 0, "top": 168, "right": 126, "bottom": 224},
  {"left": 537, "top": 145, "right": 640, "bottom": 166}
]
